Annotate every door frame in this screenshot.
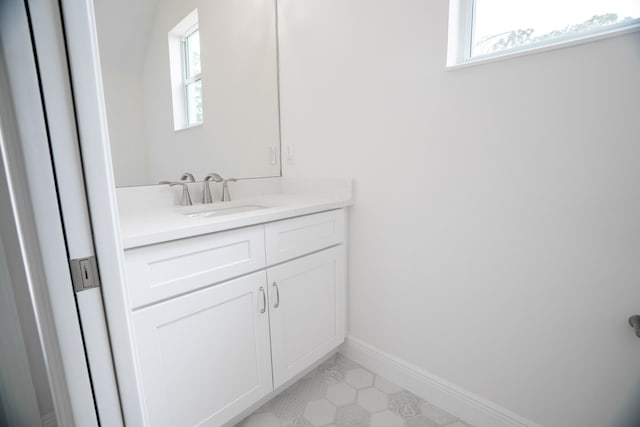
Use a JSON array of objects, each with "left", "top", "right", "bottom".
[
  {"left": 58, "top": 0, "right": 148, "bottom": 424},
  {"left": 26, "top": 0, "right": 125, "bottom": 424}
]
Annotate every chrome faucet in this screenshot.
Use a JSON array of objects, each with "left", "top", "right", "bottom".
[
  {"left": 221, "top": 178, "right": 237, "bottom": 202},
  {"left": 202, "top": 173, "right": 223, "bottom": 204},
  {"left": 159, "top": 172, "right": 196, "bottom": 206},
  {"left": 180, "top": 172, "right": 196, "bottom": 183}
]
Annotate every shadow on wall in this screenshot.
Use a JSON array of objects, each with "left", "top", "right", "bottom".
[{"left": 614, "top": 380, "right": 640, "bottom": 427}]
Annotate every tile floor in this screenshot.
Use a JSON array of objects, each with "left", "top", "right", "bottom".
[{"left": 235, "top": 354, "right": 473, "bottom": 427}]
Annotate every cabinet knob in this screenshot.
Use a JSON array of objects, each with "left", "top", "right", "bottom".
[{"left": 272, "top": 282, "right": 280, "bottom": 308}]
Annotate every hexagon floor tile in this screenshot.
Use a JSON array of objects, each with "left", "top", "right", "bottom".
[
  {"left": 304, "top": 399, "right": 337, "bottom": 425},
  {"left": 326, "top": 383, "right": 357, "bottom": 406},
  {"left": 235, "top": 353, "right": 474, "bottom": 427},
  {"left": 357, "top": 387, "right": 389, "bottom": 413},
  {"left": 371, "top": 410, "right": 404, "bottom": 427}
]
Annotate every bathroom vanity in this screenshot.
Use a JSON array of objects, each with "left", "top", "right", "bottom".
[{"left": 116, "top": 180, "right": 351, "bottom": 426}]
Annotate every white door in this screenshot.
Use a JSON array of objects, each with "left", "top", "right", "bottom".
[
  {"left": 132, "top": 271, "right": 273, "bottom": 427},
  {"left": 267, "top": 246, "right": 346, "bottom": 388}
]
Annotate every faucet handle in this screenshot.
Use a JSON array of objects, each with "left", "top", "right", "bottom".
[
  {"left": 180, "top": 172, "right": 196, "bottom": 182},
  {"left": 221, "top": 178, "right": 237, "bottom": 202},
  {"left": 160, "top": 181, "right": 193, "bottom": 206}
]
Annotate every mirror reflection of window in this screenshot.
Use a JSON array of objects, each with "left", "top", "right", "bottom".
[
  {"left": 183, "top": 28, "right": 202, "bottom": 126},
  {"left": 168, "top": 9, "right": 202, "bottom": 130}
]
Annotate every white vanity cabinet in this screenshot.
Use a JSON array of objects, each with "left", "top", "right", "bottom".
[{"left": 124, "top": 209, "right": 347, "bottom": 427}]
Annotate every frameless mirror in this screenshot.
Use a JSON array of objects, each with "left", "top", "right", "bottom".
[{"left": 94, "top": 0, "right": 281, "bottom": 187}]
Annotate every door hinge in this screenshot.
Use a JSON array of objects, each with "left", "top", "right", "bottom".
[{"left": 70, "top": 256, "right": 100, "bottom": 292}]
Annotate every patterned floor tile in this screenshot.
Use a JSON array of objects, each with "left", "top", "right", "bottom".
[
  {"left": 334, "top": 404, "right": 370, "bottom": 427},
  {"left": 262, "top": 393, "right": 306, "bottom": 423},
  {"left": 284, "top": 418, "right": 314, "bottom": 427},
  {"left": 420, "top": 402, "right": 458, "bottom": 425},
  {"left": 235, "top": 353, "right": 474, "bottom": 427},
  {"left": 388, "top": 390, "right": 423, "bottom": 418},
  {"left": 316, "top": 362, "right": 346, "bottom": 385}
]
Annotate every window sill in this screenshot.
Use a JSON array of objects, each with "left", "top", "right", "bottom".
[
  {"left": 447, "top": 21, "right": 640, "bottom": 71},
  {"left": 174, "top": 123, "right": 203, "bottom": 132}
]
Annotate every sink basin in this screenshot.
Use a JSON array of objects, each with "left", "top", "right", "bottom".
[{"left": 183, "top": 203, "right": 268, "bottom": 218}]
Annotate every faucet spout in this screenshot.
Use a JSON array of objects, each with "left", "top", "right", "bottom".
[{"left": 202, "top": 173, "right": 224, "bottom": 203}]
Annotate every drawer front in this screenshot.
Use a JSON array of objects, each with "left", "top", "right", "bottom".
[
  {"left": 265, "top": 209, "right": 345, "bottom": 265},
  {"left": 125, "top": 225, "right": 266, "bottom": 308}
]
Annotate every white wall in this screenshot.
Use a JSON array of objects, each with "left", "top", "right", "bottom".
[
  {"left": 94, "top": 0, "right": 155, "bottom": 187},
  {"left": 278, "top": 1, "right": 640, "bottom": 426},
  {"left": 101, "top": 71, "right": 151, "bottom": 186}
]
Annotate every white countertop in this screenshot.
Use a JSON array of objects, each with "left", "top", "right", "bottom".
[{"left": 119, "top": 186, "right": 352, "bottom": 249}]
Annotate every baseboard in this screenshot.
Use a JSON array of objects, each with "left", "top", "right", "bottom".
[
  {"left": 41, "top": 411, "right": 57, "bottom": 427},
  {"left": 339, "top": 336, "right": 541, "bottom": 427}
]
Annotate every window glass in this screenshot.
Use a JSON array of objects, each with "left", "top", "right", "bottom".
[
  {"left": 472, "top": 0, "right": 640, "bottom": 57},
  {"left": 185, "top": 29, "right": 201, "bottom": 78},
  {"left": 185, "top": 79, "right": 203, "bottom": 126}
]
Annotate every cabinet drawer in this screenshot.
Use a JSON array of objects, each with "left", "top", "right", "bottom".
[
  {"left": 125, "top": 225, "right": 266, "bottom": 308},
  {"left": 265, "top": 209, "right": 345, "bottom": 265}
]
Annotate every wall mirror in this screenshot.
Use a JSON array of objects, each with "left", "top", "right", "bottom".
[{"left": 94, "top": 0, "right": 281, "bottom": 187}]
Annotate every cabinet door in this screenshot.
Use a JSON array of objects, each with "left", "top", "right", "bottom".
[
  {"left": 267, "top": 245, "right": 346, "bottom": 388},
  {"left": 132, "top": 272, "right": 273, "bottom": 427}
]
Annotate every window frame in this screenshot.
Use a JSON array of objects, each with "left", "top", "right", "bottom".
[{"left": 448, "top": 0, "right": 640, "bottom": 68}]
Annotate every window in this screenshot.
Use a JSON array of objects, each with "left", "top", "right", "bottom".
[
  {"left": 182, "top": 28, "right": 202, "bottom": 126},
  {"left": 168, "top": 10, "right": 203, "bottom": 130},
  {"left": 448, "top": 0, "right": 640, "bottom": 65}
]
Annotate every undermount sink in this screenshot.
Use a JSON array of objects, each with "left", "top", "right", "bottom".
[{"left": 182, "top": 203, "right": 268, "bottom": 218}]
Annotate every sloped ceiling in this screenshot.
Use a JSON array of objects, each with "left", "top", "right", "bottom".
[{"left": 94, "top": 0, "right": 158, "bottom": 72}]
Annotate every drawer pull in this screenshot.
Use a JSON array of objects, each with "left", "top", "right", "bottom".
[
  {"left": 259, "top": 286, "right": 266, "bottom": 314},
  {"left": 272, "top": 282, "right": 280, "bottom": 308}
]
